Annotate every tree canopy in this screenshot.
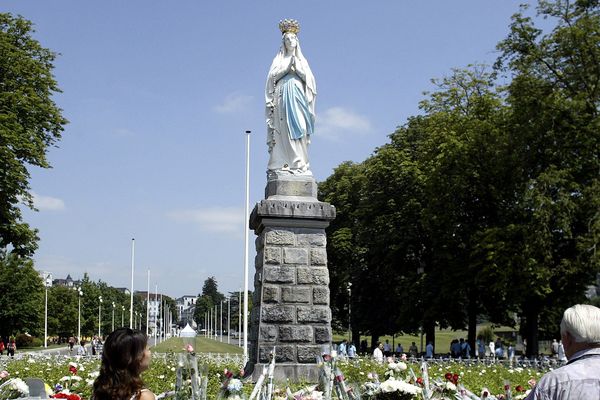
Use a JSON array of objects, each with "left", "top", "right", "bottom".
[
  {"left": 320, "top": 0, "right": 600, "bottom": 355},
  {"left": 0, "top": 13, "right": 67, "bottom": 256}
]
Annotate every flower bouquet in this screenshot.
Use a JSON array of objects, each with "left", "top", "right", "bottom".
[
  {"left": 360, "top": 358, "right": 422, "bottom": 400},
  {"left": 218, "top": 368, "right": 246, "bottom": 400},
  {"left": 50, "top": 362, "right": 85, "bottom": 399},
  {"left": 175, "top": 344, "right": 208, "bottom": 400},
  {"left": 317, "top": 350, "right": 360, "bottom": 400},
  {"left": 0, "top": 371, "right": 29, "bottom": 399}
]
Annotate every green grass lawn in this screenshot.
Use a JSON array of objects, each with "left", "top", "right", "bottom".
[
  {"left": 333, "top": 328, "right": 468, "bottom": 354},
  {"left": 152, "top": 336, "right": 243, "bottom": 354},
  {"left": 22, "top": 343, "right": 68, "bottom": 351},
  {"left": 333, "top": 324, "right": 522, "bottom": 355}
]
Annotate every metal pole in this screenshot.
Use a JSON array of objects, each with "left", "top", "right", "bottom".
[
  {"left": 98, "top": 296, "right": 103, "bottom": 338},
  {"left": 155, "top": 285, "right": 158, "bottom": 342},
  {"left": 130, "top": 238, "right": 135, "bottom": 328},
  {"left": 243, "top": 130, "right": 251, "bottom": 362},
  {"left": 146, "top": 270, "right": 150, "bottom": 336},
  {"left": 112, "top": 302, "right": 115, "bottom": 331},
  {"left": 238, "top": 289, "right": 242, "bottom": 347},
  {"left": 78, "top": 290, "right": 82, "bottom": 343},
  {"left": 348, "top": 282, "right": 352, "bottom": 343},
  {"left": 220, "top": 300, "right": 223, "bottom": 342},
  {"left": 227, "top": 298, "right": 231, "bottom": 344},
  {"left": 44, "top": 285, "right": 48, "bottom": 348}
]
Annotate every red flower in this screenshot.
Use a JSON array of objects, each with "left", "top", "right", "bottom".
[
  {"left": 416, "top": 377, "right": 424, "bottom": 386},
  {"left": 69, "top": 366, "right": 77, "bottom": 375},
  {"left": 516, "top": 385, "right": 525, "bottom": 392},
  {"left": 504, "top": 384, "right": 510, "bottom": 391},
  {"left": 452, "top": 373, "right": 459, "bottom": 384},
  {"left": 67, "top": 394, "right": 81, "bottom": 400},
  {"left": 444, "top": 372, "right": 452, "bottom": 381}
]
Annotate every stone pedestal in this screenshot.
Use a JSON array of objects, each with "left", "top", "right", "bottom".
[{"left": 249, "top": 175, "right": 335, "bottom": 381}]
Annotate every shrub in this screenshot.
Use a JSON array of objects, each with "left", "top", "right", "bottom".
[
  {"left": 30, "top": 337, "right": 43, "bottom": 347},
  {"left": 15, "top": 333, "right": 34, "bottom": 348},
  {"left": 477, "top": 326, "right": 494, "bottom": 344}
]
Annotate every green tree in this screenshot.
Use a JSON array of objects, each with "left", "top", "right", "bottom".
[
  {"left": 493, "top": 0, "right": 600, "bottom": 356},
  {"left": 0, "top": 252, "right": 44, "bottom": 337},
  {"left": 47, "top": 285, "right": 77, "bottom": 338},
  {"left": 0, "top": 13, "right": 68, "bottom": 256},
  {"left": 193, "top": 277, "right": 224, "bottom": 330}
]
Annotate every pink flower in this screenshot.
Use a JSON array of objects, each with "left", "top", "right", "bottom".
[
  {"left": 0, "top": 370, "right": 8, "bottom": 379},
  {"left": 400, "top": 353, "right": 407, "bottom": 361},
  {"left": 185, "top": 344, "right": 194, "bottom": 353}
]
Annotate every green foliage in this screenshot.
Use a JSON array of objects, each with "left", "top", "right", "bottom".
[
  {"left": 0, "top": 13, "right": 68, "bottom": 256},
  {"left": 0, "top": 252, "right": 43, "bottom": 338},
  {"left": 477, "top": 327, "right": 495, "bottom": 344},
  {"left": 321, "top": 0, "right": 600, "bottom": 356},
  {"left": 14, "top": 333, "right": 34, "bottom": 348}
]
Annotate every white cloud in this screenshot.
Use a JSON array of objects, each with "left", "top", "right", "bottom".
[
  {"left": 316, "top": 106, "right": 372, "bottom": 140},
  {"left": 32, "top": 192, "right": 66, "bottom": 211},
  {"left": 167, "top": 206, "right": 244, "bottom": 234},
  {"left": 214, "top": 93, "right": 253, "bottom": 114}
]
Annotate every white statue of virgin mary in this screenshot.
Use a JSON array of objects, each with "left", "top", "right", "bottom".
[{"left": 265, "top": 19, "right": 316, "bottom": 177}]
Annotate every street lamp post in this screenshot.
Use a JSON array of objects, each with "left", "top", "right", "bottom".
[
  {"left": 76, "top": 287, "right": 83, "bottom": 343},
  {"left": 98, "top": 296, "right": 103, "bottom": 338},
  {"left": 112, "top": 302, "right": 116, "bottom": 331},
  {"left": 121, "top": 305, "right": 125, "bottom": 327},
  {"left": 347, "top": 282, "right": 352, "bottom": 343},
  {"left": 44, "top": 282, "right": 48, "bottom": 348}
]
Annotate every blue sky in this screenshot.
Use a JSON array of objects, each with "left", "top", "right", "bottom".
[{"left": 5, "top": 1, "right": 535, "bottom": 298}]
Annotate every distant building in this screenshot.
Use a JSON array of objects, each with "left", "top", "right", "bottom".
[
  {"left": 52, "top": 274, "right": 82, "bottom": 288},
  {"left": 38, "top": 271, "right": 53, "bottom": 287},
  {"left": 135, "top": 291, "right": 169, "bottom": 336},
  {"left": 176, "top": 295, "right": 197, "bottom": 324},
  {"left": 114, "top": 287, "right": 131, "bottom": 295}
]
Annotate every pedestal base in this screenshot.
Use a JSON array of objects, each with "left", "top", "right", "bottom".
[
  {"left": 251, "top": 363, "right": 321, "bottom": 383},
  {"left": 248, "top": 175, "right": 335, "bottom": 382}
]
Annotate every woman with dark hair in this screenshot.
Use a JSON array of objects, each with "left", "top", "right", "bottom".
[{"left": 92, "top": 328, "right": 155, "bottom": 400}]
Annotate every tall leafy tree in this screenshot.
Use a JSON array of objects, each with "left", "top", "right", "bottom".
[
  {"left": 493, "top": 0, "right": 600, "bottom": 355},
  {"left": 0, "top": 252, "right": 44, "bottom": 337},
  {"left": 193, "top": 277, "right": 225, "bottom": 330},
  {"left": 0, "top": 13, "right": 68, "bottom": 256}
]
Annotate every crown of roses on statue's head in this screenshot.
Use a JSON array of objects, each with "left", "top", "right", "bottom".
[{"left": 279, "top": 19, "right": 300, "bottom": 35}]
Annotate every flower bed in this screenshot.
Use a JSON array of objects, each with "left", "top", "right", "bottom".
[{"left": 0, "top": 354, "right": 546, "bottom": 399}]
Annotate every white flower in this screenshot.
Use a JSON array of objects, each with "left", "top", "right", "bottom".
[
  {"left": 27, "top": 358, "right": 36, "bottom": 364},
  {"left": 445, "top": 381, "right": 457, "bottom": 391},
  {"left": 10, "top": 378, "right": 30, "bottom": 395},
  {"left": 228, "top": 378, "right": 243, "bottom": 392},
  {"left": 158, "top": 375, "right": 165, "bottom": 379}
]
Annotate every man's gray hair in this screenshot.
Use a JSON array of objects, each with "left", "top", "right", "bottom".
[{"left": 560, "top": 304, "right": 600, "bottom": 343}]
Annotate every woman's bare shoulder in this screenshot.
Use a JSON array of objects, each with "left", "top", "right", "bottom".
[{"left": 138, "top": 389, "right": 156, "bottom": 400}]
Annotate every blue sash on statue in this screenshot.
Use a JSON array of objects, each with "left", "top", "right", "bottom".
[{"left": 281, "top": 73, "right": 314, "bottom": 140}]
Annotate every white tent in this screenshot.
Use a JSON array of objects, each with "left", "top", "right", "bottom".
[{"left": 179, "top": 323, "right": 196, "bottom": 338}]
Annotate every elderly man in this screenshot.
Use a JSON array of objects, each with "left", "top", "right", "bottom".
[{"left": 526, "top": 304, "right": 600, "bottom": 399}]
